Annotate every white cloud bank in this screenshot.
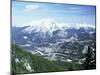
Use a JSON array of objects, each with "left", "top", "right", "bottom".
[{"left": 23, "top": 4, "right": 40, "bottom": 12}]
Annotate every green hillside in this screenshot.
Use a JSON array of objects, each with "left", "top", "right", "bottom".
[{"left": 11, "top": 44, "right": 83, "bottom": 74}]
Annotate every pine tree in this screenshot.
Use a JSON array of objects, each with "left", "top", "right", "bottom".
[{"left": 83, "top": 46, "right": 96, "bottom": 69}]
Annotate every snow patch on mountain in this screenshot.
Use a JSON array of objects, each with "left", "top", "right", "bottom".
[
  {"left": 22, "top": 18, "right": 60, "bottom": 34},
  {"left": 23, "top": 59, "right": 34, "bottom": 72},
  {"left": 16, "top": 18, "right": 95, "bottom": 36},
  {"left": 23, "top": 36, "right": 28, "bottom": 39},
  {"left": 15, "top": 58, "right": 20, "bottom": 63},
  {"left": 20, "top": 44, "right": 32, "bottom": 47}
]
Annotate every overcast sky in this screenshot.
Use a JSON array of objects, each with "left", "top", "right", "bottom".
[{"left": 12, "top": 1, "right": 96, "bottom": 26}]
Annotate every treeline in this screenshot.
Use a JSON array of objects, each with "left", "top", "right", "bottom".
[{"left": 11, "top": 44, "right": 96, "bottom": 74}]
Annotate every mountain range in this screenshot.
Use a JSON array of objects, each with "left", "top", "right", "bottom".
[{"left": 12, "top": 19, "right": 96, "bottom": 62}]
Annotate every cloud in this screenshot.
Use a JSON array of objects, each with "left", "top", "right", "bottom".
[{"left": 23, "top": 4, "right": 40, "bottom": 12}]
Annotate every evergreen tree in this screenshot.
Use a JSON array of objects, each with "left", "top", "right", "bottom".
[{"left": 83, "top": 46, "right": 96, "bottom": 69}]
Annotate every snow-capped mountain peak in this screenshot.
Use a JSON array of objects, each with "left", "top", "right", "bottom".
[
  {"left": 22, "top": 19, "right": 63, "bottom": 34},
  {"left": 16, "top": 18, "right": 95, "bottom": 35}
]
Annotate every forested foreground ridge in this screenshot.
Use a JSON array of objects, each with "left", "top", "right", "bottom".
[{"left": 11, "top": 44, "right": 96, "bottom": 74}]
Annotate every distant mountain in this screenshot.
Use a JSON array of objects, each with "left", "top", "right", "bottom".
[
  {"left": 12, "top": 20, "right": 95, "bottom": 46},
  {"left": 14, "top": 19, "right": 95, "bottom": 37},
  {"left": 12, "top": 20, "right": 96, "bottom": 63}
]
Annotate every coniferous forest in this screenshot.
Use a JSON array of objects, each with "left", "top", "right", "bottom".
[{"left": 11, "top": 44, "right": 96, "bottom": 74}]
